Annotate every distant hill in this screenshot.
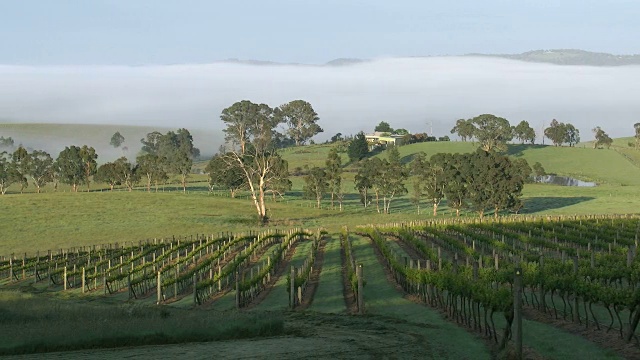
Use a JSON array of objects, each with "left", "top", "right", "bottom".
[
  {"left": 466, "top": 49, "right": 640, "bottom": 66},
  {"left": 323, "top": 50, "right": 640, "bottom": 67}
]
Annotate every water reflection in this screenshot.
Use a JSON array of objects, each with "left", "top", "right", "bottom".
[{"left": 534, "top": 175, "right": 596, "bottom": 187}]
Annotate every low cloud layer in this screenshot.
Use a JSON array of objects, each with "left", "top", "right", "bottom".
[{"left": 1, "top": 57, "right": 639, "bottom": 152}]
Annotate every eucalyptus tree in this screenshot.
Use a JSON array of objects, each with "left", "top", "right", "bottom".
[
  {"left": 110, "top": 131, "right": 125, "bottom": 148},
  {"left": 11, "top": 146, "right": 30, "bottom": 193},
  {"left": 0, "top": 151, "right": 19, "bottom": 195},
  {"left": 592, "top": 126, "right": 613, "bottom": 149},
  {"left": 303, "top": 167, "right": 328, "bottom": 208},
  {"left": 376, "top": 145, "right": 407, "bottom": 214},
  {"left": 220, "top": 100, "right": 290, "bottom": 223},
  {"left": 56, "top": 146, "right": 86, "bottom": 192},
  {"left": 94, "top": 162, "right": 120, "bottom": 191},
  {"left": 512, "top": 120, "right": 536, "bottom": 144},
  {"left": 275, "top": 100, "right": 323, "bottom": 146},
  {"left": 564, "top": 124, "right": 580, "bottom": 147},
  {"left": 325, "top": 147, "right": 343, "bottom": 209},
  {"left": 450, "top": 118, "right": 475, "bottom": 142},
  {"left": 140, "top": 129, "right": 199, "bottom": 192},
  {"left": 114, "top": 157, "right": 139, "bottom": 191},
  {"left": 354, "top": 158, "right": 377, "bottom": 208},
  {"left": 79, "top": 145, "right": 98, "bottom": 191},
  {"left": 469, "top": 114, "right": 513, "bottom": 152},
  {"left": 28, "top": 150, "right": 54, "bottom": 193},
  {"left": 205, "top": 153, "right": 245, "bottom": 197},
  {"left": 136, "top": 153, "right": 168, "bottom": 192},
  {"left": 412, "top": 152, "right": 446, "bottom": 216},
  {"left": 544, "top": 119, "right": 566, "bottom": 146}
]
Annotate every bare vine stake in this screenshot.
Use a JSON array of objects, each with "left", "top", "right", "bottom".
[{"left": 157, "top": 271, "right": 161, "bottom": 304}]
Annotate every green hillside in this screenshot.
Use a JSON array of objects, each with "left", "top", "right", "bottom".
[{"left": 367, "top": 140, "right": 640, "bottom": 186}]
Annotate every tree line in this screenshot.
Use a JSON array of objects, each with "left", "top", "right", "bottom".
[{"left": 0, "top": 129, "right": 199, "bottom": 195}]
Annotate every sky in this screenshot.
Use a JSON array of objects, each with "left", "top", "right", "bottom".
[{"left": 1, "top": 0, "right": 639, "bottom": 65}]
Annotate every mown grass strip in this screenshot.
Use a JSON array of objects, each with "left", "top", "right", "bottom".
[
  {"left": 308, "top": 236, "right": 346, "bottom": 313},
  {"left": 252, "top": 240, "right": 314, "bottom": 311}
]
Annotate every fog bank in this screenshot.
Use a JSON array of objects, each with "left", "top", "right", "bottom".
[{"left": 1, "top": 57, "right": 639, "bottom": 152}]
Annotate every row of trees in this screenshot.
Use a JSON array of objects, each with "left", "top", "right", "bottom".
[
  {"left": 450, "top": 115, "right": 535, "bottom": 151},
  {"left": 0, "top": 145, "right": 98, "bottom": 194},
  {"left": 0, "top": 129, "right": 199, "bottom": 195},
  {"left": 544, "top": 119, "right": 580, "bottom": 147}
]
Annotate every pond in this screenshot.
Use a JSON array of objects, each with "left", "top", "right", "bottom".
[{"left": 534, "top": 175, "right": 597, "bottom": 187}]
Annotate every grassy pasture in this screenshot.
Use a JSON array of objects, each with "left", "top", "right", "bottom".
[{"left": 4, "top": 139, "right": 640, "bottom": 255}]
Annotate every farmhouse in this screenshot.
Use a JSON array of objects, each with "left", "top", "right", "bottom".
[{"left": 364, "top": 132, "right": 405, "bottom": 147}]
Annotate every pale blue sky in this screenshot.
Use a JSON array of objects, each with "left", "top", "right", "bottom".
[{"left": 1, "top": 0, "right": 638, "bottom": 65}]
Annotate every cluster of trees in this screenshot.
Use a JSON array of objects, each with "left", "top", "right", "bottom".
[
  {"left": 96, "top": 129, "right": 199, "bottom": 193},
  {"left": 410, "top": 150, "right": 530, "bottom": 218},
  {"left": 374, "top": 121, "right": 407, "bottom": 135},
  {"left": 0, "top": 128, "right": 199, "bottom": 195},
  {"left": 544, "top": 119, "right": 580, "bottom": 146},
  {"left": 212, "top": 99, "right": 322, "bottom": 223},
  {"left": 452, "top": 115, "right": 617, "bottom": 149},
  {"left": 0, "top": 145, "right": 98, "bottom": 195},
  {"left": 451, "top": 115, "right": 535, "bottom": 151},
  {"left": 355, "top": 146, "right": 407, "bottom": 214},
  {"left": 301, "top": 148, "right": 344, "bottom": 209},
  {"left": 0, "top": 136, "right": 15, "bottom": 149}
]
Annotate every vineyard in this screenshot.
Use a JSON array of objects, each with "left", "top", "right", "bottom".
[{"left": 3, "top": 214, "right": 640, "bottom": 358}]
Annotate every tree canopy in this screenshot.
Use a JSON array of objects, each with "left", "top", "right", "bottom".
[
  {"left": 347, "top": 132, "right": 369, "bottom": 162},
  {"left": 205, "top": 153, "right": 245, "bottom": 197},
  {"left": 110, "top": 131, "right": 125, "bottom": 148},
  {"left": 512, "top": 120, "right": 536, "bottom": 144},
  {"left": 544, "top": 119, "right": 579, "bottom": 147},
  {"left": 592, "top": 126, "right": 613, "bottom": 149},
  {"left": 325, "top": 147, "right": 343, "bottom": 210},
  {"left": 374, "top": 121, "right": 393, "bottom": 133},
  {"left": 275, "top": 100, "right": 323, "bottom": 146},
  {"left": 450, "top": 118, "right": 475, "bottom": 142},
  {"left": 56, "top": 146, "right": 86, "bottom": 192},
  {"left": 469, "top": 114, "right": 513, "bottom": 152}
]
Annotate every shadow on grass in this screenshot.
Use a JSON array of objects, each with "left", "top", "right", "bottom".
[
  {"left": 522, "top": 196, "right": 595, "bottom": 213},
  {"left": 507, "top": 144, "right": 547, "bottom": 157}
]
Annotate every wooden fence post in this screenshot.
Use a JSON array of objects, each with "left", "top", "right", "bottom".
[
  {"left": 514, "top": 266, "right": 523, "bottom": 360},
  {"left": 157, "top": 271, "right": 162, "bottom": 304},
  {"left": 63, "top": 266, "right": 67, "bottom": 291},
  {"left": 193, "top": 273, "right": 198, "bottom": 306},
  {"left": 357, "top": 264, "right": 364, "bottom": 315},
  {"left": 235, "top": 270, "right": 240, "bottom": 309},
  {"left": 290, "top": 266, "right": 295, "bottom": 309}
]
